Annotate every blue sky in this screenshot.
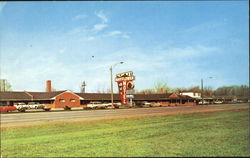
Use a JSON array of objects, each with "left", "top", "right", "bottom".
[{"left": 0, "top": 1, "right": 249, "bottom": 92}]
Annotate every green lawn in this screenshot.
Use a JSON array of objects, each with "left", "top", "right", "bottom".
[{"left": 1, "top": 110, "right": 249, "bottom": 157}]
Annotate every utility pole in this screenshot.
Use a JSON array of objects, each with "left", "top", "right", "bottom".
[
  {"left": 110, "top": 62, "right": 124, "bottom": 107},
  {"left": 110, "top": 67, "right": 113, "bottom": 107},
  {"left": 201, "top": 78, "right": 203, "bottom": 105}
]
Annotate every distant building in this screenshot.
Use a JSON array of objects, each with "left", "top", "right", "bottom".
[{"left": 180, "top": 91, "right": 201, "bottom": 99}]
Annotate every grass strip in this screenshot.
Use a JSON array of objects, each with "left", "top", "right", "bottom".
[{"left": 1, "top": 110, "right": 249, "bottom": 157}]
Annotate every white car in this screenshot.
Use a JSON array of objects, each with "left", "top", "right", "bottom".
[
  {"left": 137, "top": 101, "right": 152, "bottom": 107},
  {"left": 27, "top": 102, "right": 45, "bottom": 109},
  {"left": 198, "top": 100, "right": 209, "bottom": 105},
  {"left": 143, "top": 101, "right": 151, "bottom": 107},
  {"left": 214, "top": 100, "right": 223, "bottom": 104},
  {"left": 86, "top": 102, "right": 99, "bottom": 109},
  {"left": 86, "top": 102, "right": 110, "bottom": 109},
  {"left": 100, "top": 103, "right": 112, "bottom": 109},
  {"left": 14, "top": 102, "right": 29, "bottom": 112}
]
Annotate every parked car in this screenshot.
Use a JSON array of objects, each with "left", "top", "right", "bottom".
[
  {"left": 231, "top": 100, "right": 238, "bottom": 104},
  {"left": 27, "top": 102, "right": 45, "bottom": 109},
  {"left": 0, "top": 104, "right": 17, "bottom": 113},
  {"left": 214, "top": 100, "right": 223, "bottom": 104},
  {"left": 99, "top": 103, "right": 112, "bottom": 109},
  {"left": 86, "top": 102, "right": 110, "bottom": 109},
  {"left": 198, "top": 100, "right": 209, "bottom": 105},
  {"left": 14, "top": 102, "right": 29, "bottom": 112},
  {"left": 150, "top": 102, "right": 162, "bottom": 107},
  {"left": 88, "top": 102, "right": 101, "bottom": 109},
  {"left": 142, "top": 101, "right": 151, "bottom": 107},
  {"left": 113, "top": 102, "right": 121, "bottom": 108},
  {"left": 42, "top": 104, "right": 51, "bottom": 111},
  {"left": 136, "top": 101, "right": 151, "bottom": 107},
  {"left": 237, "top": 100, "right": 244, "bottom": 103}
]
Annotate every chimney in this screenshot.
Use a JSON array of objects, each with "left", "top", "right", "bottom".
[{"left": 46, "top": 80, "right": 52, "bottom": 92}]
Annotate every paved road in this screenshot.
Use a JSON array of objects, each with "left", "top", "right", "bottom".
[{"left": 1, "top": 104, "right": 248, "bottom": 128}]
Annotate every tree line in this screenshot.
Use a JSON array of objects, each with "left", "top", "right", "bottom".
[
  {"left": 1, "top": 79, "right": 249, "bottom": 98},
  {"left": 137, "top": 81, "right": 249, "bottom": 98}
]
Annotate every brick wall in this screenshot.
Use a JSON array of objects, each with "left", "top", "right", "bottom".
[{"left": 52, "top": 92, "right": 81, "bottom": 108}]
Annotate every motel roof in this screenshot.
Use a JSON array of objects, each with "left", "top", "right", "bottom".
[
  {"left": 0, "top": 91, "right": 32, "bottom": 101},
  {"left": 27, "top": 91, "right": 66, "bottom": 100},
  {"left": 0, "top": 91, "right": 66, "bottom": 101},
  {"left": 0, "top": 91, "right": 195, "bottom": 101},
  {"left": 76, "top": 93, "right": 120, "bottom": 100}
]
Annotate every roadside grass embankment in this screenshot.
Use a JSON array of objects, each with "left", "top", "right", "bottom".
[{"left": 1, "top": 109, "right": 249, "bottom": 157}]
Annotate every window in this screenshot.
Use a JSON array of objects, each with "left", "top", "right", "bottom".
[
  {"left": 59, "top": 99, "right": 65, "bottom": 102},
  {"left": 70, "top": 99, "right": 76, "bottom": 103}
]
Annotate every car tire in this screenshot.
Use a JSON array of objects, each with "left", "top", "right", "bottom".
[
  {"left": 64, "top": 106, "right": 71, "bottom": 110},
  {"left": 44, "top": 108, "right": 51, "bottom": 111},
  {"left": 19, "top": 109, "right": 25, "bottom": 112}
]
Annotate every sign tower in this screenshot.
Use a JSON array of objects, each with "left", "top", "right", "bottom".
[{"left": 115, "top": 71, "right": 135, "bottom": 105}]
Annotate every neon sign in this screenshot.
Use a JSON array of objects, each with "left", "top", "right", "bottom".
[{"left": 115, "top": 71, "right": 135, "bottom": 105}]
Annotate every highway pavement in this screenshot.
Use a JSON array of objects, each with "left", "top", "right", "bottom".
[{"left": 0, "top": 103, "right": 248, "bottom": 128}]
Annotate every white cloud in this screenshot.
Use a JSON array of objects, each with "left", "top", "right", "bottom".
[
  {"left": 182, "top": 21, "right": 223, "bottom": 34},
  {"left": 91, "top": 11, "right": 109, "bottom": 32},
  {"left": 92, "top": 23, "right": 108, "bottom": 32},
  {"left": 107, "top": 31, "right": 130, "bottom": 39},
  {"left": 0, "top": 41, "right": 228, "bottom": 92},
  {"left": 95, "top": 10, "right": 108, "bottom": 23},
  {"left": 70, "top": 11, "right": 130, "bottom": 40},
  {"left": 98, "top": 45, "right": 219, "bottom": 90},
  {"left": 157, "top": 45, "right": 218, "bottom": 60},
  {"left": 87, "top": 36, "right": 96, "bottom": 41},
  {"left": 122, "top": 33, "right": 130, "bottom": 39},
  {"left": 1, "top": 20, "right": 222, "bottom": 92},
  {"left": 108, "top": 31, "right": 122, "bottom": 36},
  {"left": 73, "top": 14, "right": 87, "bottom": 21},
  {"left": 67, "top": 26, "right": 86, "bottom": 35},
  {"left": 196, "top": 44, "right": 218, "bottom": 52}
]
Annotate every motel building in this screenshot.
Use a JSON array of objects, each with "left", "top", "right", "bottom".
[
  {"left": 0, "top": 91, "right": 197, "bottom": 109},
  {"left": 0, "top": 81, "right": 197, "bottom": 109}
]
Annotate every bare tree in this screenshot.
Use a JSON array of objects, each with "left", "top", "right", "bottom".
[
  {"left": 154, "top": 81, "right": 172, "bottom": 93},
  {"left": 0, "top": 79, "right": 12, "bottom": 91}
]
